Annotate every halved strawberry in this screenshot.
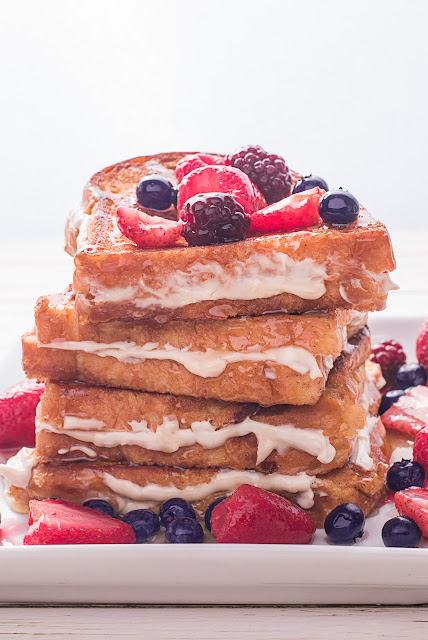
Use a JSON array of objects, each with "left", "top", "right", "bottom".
[
  {"left": 116, "top": 206, "right": 183, "bottom": 248},
  {"left": 23, "top": 499, "right": 136, "bottom": 545},
  {"left": 177, "top": 165, "right": 263, "bottom": 215},
  {"left": 395, "top": 487, "right": 428, "bottom": 537},
  {"left": 176, "top": 154, "right": 225, "bottom": 183},
  {"left": 413, "top": 426, "right": 428, "bottom": 472},
  {"left": 249, "top": 188, "right": 324, "bottom": 234},
  {"left": 381, "top": 386, "right": 428, "bottom": 437},
  {"left": 0, "top": 379, "right": 45, "bottom": 448},
  {"left": 210, "top": 484, "right": 315, "bottom": 544}
]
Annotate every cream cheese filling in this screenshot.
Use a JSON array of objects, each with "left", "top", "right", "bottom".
[
  {"left": 37, "top": 416, "right": 336, "bottom": 466},
  {"left": 39, "top": 339, "right": 327, "bottom": 379},
  {"left": 0, "top": 447, "right": 38, "bottom": 489}
]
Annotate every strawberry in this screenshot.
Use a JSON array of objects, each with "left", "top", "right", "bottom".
[
  {"left": 116, "top": 206, "right": 183, "bottom": 248},
  {"left": 416, "top": 320, "right": 428, "bottom": 371},
  {"left": 176, "top": 154, "right": 225, "bottom": 183},
  {"left": 210, "top": 484, "right": 315, "bottom": 544},
  {"left": 23, "top": 499, "right": 136, "bottom": 545},
  {"left": 0, "top": 379, "right": 45, "bottom": 448},
  {"left": 381, "top": 385, "right": 428, "bottom": 437},
  {"left": 395, "top": 487, "right": 428, "bottom": 537},
  {"left": 176, "top": 165, "right": 265, "bottom": 215},
  {"left": 413, "top": 425, "right": 428, "bottom": 472},
  {"left": 249, "top": 188, "right": 324, "bottom": 234}
]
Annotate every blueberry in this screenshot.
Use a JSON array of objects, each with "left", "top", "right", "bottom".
[
  {"left": 166, "top": 517, "right": 204, "bottom": 544},
  {"left": 382, "top": 516, "right": 422, "bottom": 548},
  {"left": 395, "top": 363, "right": 428, "bottom": 389},
  {"left": 204, "top": 496, "right": 227, "bottom": 532},
  {"left": 318, "top": 189, "right": 359, "bottom": 225},
  {"left": 379, "top": 389, "right": 406, "bottom": 415},
  {"left": 386, "top": 460, "right": 425, "bottom": 492},
  {"left": 159, "top": 498, "right": 196, "bottom": 528},
  {"left": 83, "top": 499, "right": 115, "bottom": 517},
  {"left": 292, "top": 174, "right": 329, "bottom": 194},
  {"left": 136, "top": 174, "right": 174, "bottom": 211},
  {"left": 122, "top": 509, "right": 160, "bottom": 543},
  {"left": 324, "top": 503, "right": 365, "bottom": 544}
]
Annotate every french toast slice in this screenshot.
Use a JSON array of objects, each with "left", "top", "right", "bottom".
[
  {"left": 4, "top": 419, "right": 388, "bottom": 528},
  {"left": 67, "top": 153, "right": 396, "bottom": 324},
  {"left": 22, "top": 291, "right": 366, "bottom": 406},
  {"left": 34, "top": 329, "right": 372, "bottom": 476}
]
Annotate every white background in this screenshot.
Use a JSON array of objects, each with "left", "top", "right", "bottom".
[{"left": 1, "top": 0, "right": 427, "bottom": 241}]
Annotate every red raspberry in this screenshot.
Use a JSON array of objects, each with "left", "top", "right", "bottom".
[
  {"left": 210, "top": 484, "right": 315, "bottom": 544},
  {"left": 227, "top": 145, "right": 292, "bottom": 204},
  {"left": 416, "top": 320, "right": 428, "bottom": 371},
  {"left": 249, "top": 188, "right": 323, "bottom": 233},
  {"left": 180, "top": 193, "right": 250, "bottom": 246},
  {"left": 414, "top": 425, "right": 428, "bottom": 473},
  {"left": 370, "top": 339, "right": 406, "bottom": 384},
  {"left": 116, "top": 206, "right": 183, "bottom": 248},
  {"left": 175, "top": 154, "right": 225, "bottom": 183}
]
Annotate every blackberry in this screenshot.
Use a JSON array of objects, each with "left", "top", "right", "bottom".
[
  {"left": 227, "top": 145, "right": 292, "bottom": 204},
  {"left": 180, "top": 193, "right": 250, "bottom": 246}
]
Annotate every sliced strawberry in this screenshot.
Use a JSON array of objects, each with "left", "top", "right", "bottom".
[
  {"left": 395, "top": 487, "right": 428, "bottom": 537},
  {"left": 249, "top": 188, "right": 324, "bottom": 234},
  {"left": 0, "top": 379, "right": 45, "bottom": 448},
  {"left": 252, "top": 184, "right": 268, "bottom": 212},
  {"left": 23, "top": 499, "right": 136, "bottom": 545},
  {"left": 416, "top": 320, "right": 428, "bottom": 371},
  {"left": 413, "top": 425, "right": 428, "bottom": 472},
  {"left": 210, "top": 484, "right": 315, "bottom": 544},
  {"left": 176, "top": 154, "right": 225, "bottom": 183},
  {"left": 116, "top": 206, "right": 182, "bottom": 248},
  {"left": 177, "top": 165, "right": 260, "bottom": 215},
  {"left": 381, "top": 386, "right": 428, "bottom": 437}
]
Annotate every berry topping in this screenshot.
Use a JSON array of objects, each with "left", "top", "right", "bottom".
[
  {"left": 23, "top": 499, "right": 135, "bottom": 545},
  {"left": 204, "top": 496, "right": 227, "bottom": 532},
  {"left": 370, "top": 339, "right": 407, "bottom": 385},
  {"left": 177, "top": 165, "right": 264, "bottom": 215},
  {"left": 381, "top": 385, "right": 428, "bottom": 437},
  {"left": 318, "top": 189, "right": 359, "bottom": 225},
  {"left": 395, "top": 487, "right": 428, "bottom": 537},
  {"left": 136, "top": 174, "right": 175, "bottom": 211},
  {"left": 324, "top": 503, "right": 365, "bottom": 544},
  {"left": 122, "top": 509, "right": 160, "bottom": 543},
  {"left": 382, "top": 516, "right": 422, "bottom": 548},
  {"left": 226, "top": 145, "right": 292, "bottom": 204},
  {"left": 395, "top": 363, "right": 428, "bottom": 389},
  {"left": 412, "top": 426, "right": 428, "bottom": 473},
  {"left": 386, "top": 460, "right": 425, "bottom": 493},
  {"left": 0, "top": 379, "right": 45, "bottom": 448},
  {"left": 180, "top": 193, "right": 250, "bottom": 246},
  {"left": 116, "top": 206, "right": 182, "bottom": 249},
  {"left": 210, "top": 484, "right": 315, "bottom": 544},
  {"left": 165, "top": 517, "right": 204, "bottom": 544},
  {"left": 159, "top": 498, "right": 196, "bottom": 528},
  {"left": 292, "top": 175, "right": 329, "bottom": 194},
  {"left": 175, "top": 154, "right": 225, "bottom": 183},
  {"left": 416, "top": 320, "right": 428, "bottom": 371},
  {"left": 379, "top": 389, "right": 406, "bottom": 415},
  {"left": 249, "top": 188, "right": 323, "bottom": 234},
  {"left": 83, "top": 499, "right": 115, "bottom": 518}
]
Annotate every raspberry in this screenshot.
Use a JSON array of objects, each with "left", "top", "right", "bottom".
[
  {"left": 180, "top": 193, "right": 250, "bottom": 246},
  {"left": 416, "top": 320, "right": 428, "bottom": 371},
  {"left": 370, "top": 339, "right": 406, "bottom": 384},
  {"left": 227, "top": 145, "right": 292, "bottom": 204}
]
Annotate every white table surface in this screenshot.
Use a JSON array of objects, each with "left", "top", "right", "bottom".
[{"left": 0, "top": 230, "right": 427, "bottom": 637}]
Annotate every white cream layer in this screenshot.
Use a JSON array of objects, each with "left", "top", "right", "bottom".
[
  {"left": 349, "top": 416, "right": 379, "bottom": 471},
  {"left": 40, "top": 339, "right": 326, "bottom": 379},
  {"left": 102, "top": 469, "right": 316, "bottom": 510},
  {"left": 0, "top": 447, "right": 38, "bottom": 489},
  {"left": 88, "top": 252, "right": 328, "bottom": 310},
  {"left": 37, "top": 415, "right": 336, "bottom": 466},
  {"left": 68, "top": 205, "right": 90, "bottom": 252}
]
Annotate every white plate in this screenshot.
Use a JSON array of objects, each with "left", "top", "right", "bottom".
[{"left": 0, "top": 315, "right": 427, "bottom": 605}]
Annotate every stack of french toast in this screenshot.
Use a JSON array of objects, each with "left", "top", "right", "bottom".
[{"left": 5, "top": 151, "right": 397, "bottom": 527}]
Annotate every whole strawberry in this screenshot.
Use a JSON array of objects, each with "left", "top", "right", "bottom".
[
  {"left": 24, "top": 499, "right": 136, "bottom": 545},
  {"left": 395, "top": 487, "right": 428, "bottom": 538},
  {"left": 0, "top": 379, "right": 45, "bottom": 448},
  {"left": 416, "top": 320, "right": 428, "bottom": 372},
  {"left": 210, "top": 484, "right": 315, "bottom": 544}
]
